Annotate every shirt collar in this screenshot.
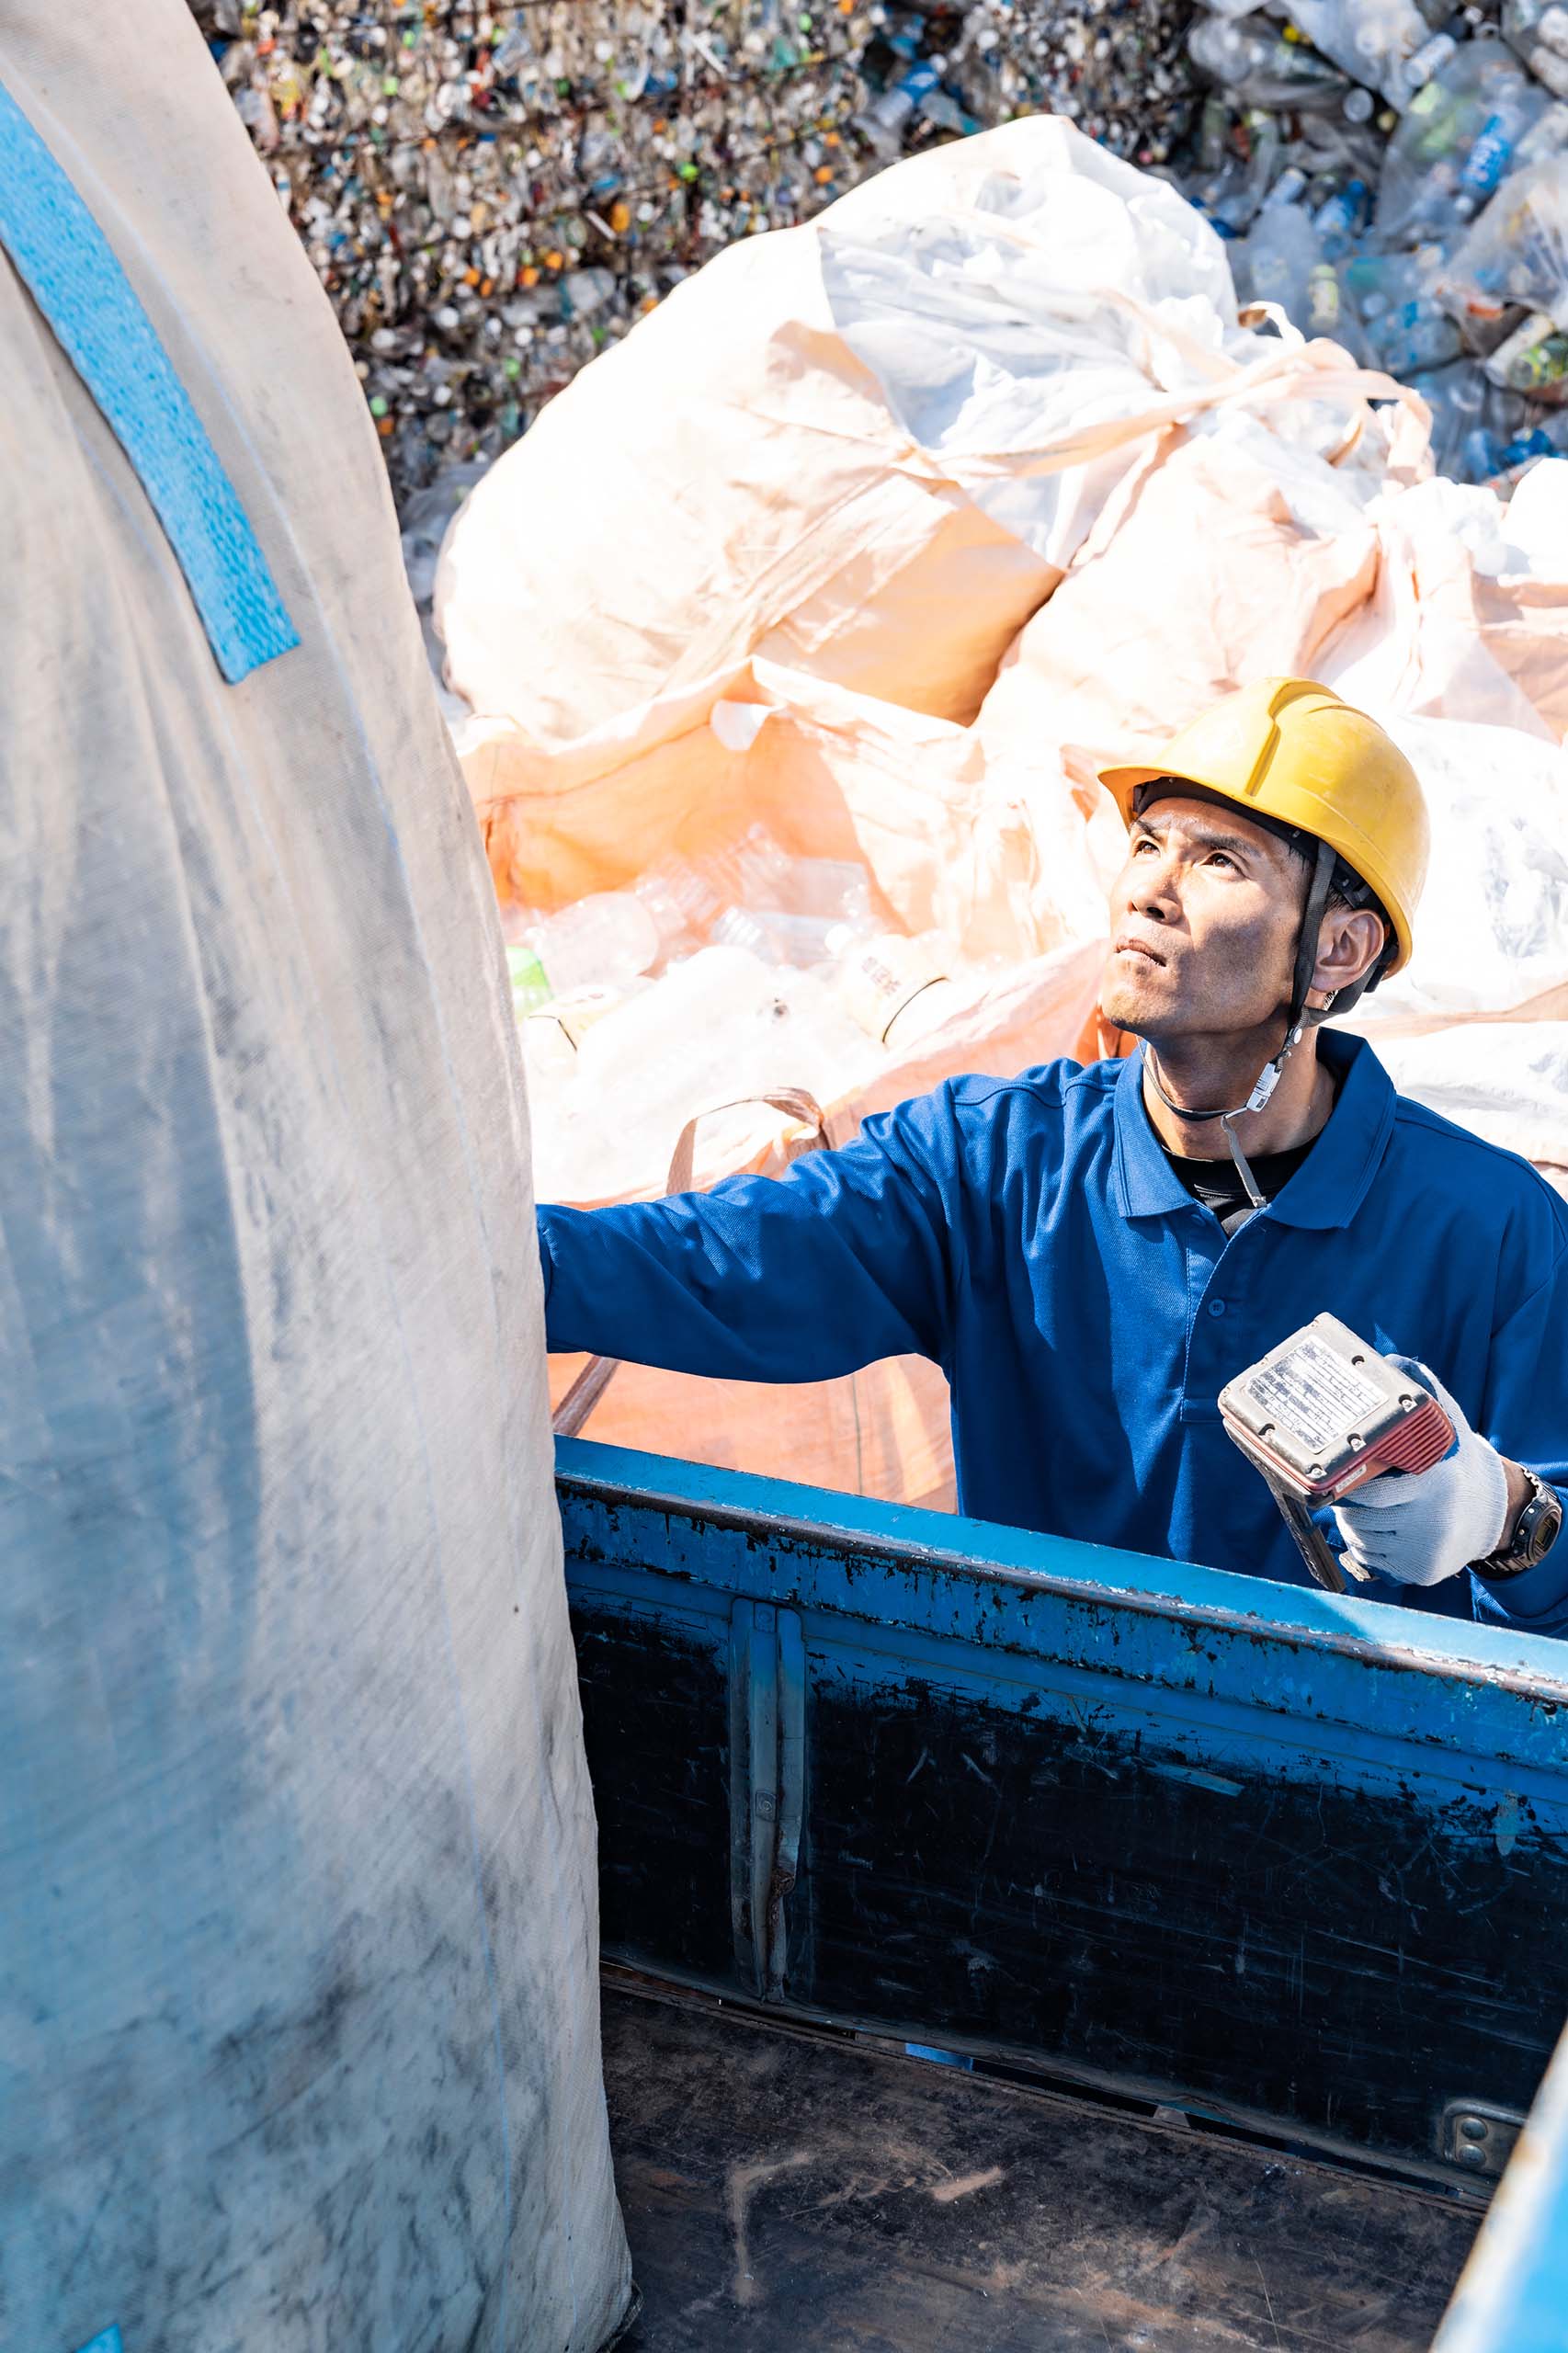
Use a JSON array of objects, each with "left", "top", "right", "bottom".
[{"left": 1112, "top": 1030, "right": 1396, "bottom": 1231}]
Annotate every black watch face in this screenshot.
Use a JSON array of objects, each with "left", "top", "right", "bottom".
[{"left": 1529, "top": 1495, "right": 1564, "bottom": 1564}]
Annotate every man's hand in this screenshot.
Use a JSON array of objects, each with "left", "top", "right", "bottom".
[{"left": 1331, "top": 1358, "right": 1511, "bottom": 1588}]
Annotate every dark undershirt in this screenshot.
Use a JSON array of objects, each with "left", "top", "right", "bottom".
[{"left": 1161, "top": 1137, "right": 1317, "bottom": 1236}]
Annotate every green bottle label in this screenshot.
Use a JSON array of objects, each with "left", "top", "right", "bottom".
[{"left": 507, "top": 944, "right": 551, "bottom": 1011}]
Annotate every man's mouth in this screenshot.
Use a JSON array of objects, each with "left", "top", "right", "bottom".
[{"left": 1113, "top": 935, "right": 1166, "bottom": 967}]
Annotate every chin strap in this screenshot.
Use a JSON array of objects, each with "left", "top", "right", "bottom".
[{"left": 1144, "top": 837, "right": 1340, "bottom": 1211}]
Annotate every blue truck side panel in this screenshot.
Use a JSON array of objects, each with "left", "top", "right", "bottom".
[{"left": 558, "top": 1438, "right": 1568, "bottom": 2187}]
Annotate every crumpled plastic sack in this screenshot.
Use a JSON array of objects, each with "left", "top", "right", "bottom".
[
  {"left": 1372, "top": 712, "right": 1568, "bottom": 1017},
  {"left": 1371, "top": 1022, "right": 1568, "bottom": 1177},
  {"left": 446, "top": 111, "right": 1258, "bottom": 746},
  {"left": 1315, "top": 465, "right": 1568, "bottom": 738},
  {"left": 1343, "top": 709, "right": 1568, "bottom": 1186},
  {"left": 974, "top": 413, "right": 1387, "bottom": 802},
  {"left": 439, "top": 114, "right": 1405, "bottom": 779}
]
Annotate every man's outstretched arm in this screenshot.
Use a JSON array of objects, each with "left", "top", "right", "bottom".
[{"left": 538, "top": 1092, "right": 960, "bottom": 1384}]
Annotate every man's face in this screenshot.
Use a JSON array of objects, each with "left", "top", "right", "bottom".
[{"left": 1098, "top": 793, "right": 1305, "bottom": 1045}]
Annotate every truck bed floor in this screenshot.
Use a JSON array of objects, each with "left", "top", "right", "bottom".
[{"left": 601, "top": 1978, "right": 1479, "bottom": 2352}]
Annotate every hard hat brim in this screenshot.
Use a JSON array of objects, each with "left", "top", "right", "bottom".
[{"left": 1096, "top": 760, "right": 1182, "bottom": 821}]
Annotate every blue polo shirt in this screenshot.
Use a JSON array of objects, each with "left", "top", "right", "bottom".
[{"left": 539, "top": 1031, "right": 1568, "bottom": 1634}]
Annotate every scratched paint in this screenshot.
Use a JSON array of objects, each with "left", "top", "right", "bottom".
[
  {"left": 560, "top": 1444, "right": 1568, "bottom": 1791},
  {"left": 929, "top": 2165, "right": 1005, "bottom": 2203},
  {"left": 726, "top": 2152, "right": 813, "bottom": 2307},
  {"left": 563, "top": 1447, "right": 1568, "bottom": 2181},
  {"left": 1148, "top": 1762, "right": 1245, "bottom": 1797}
]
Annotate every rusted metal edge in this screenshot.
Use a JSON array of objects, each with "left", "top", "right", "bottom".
[{"left": 557, "top": 1458, "right": 1568, "bottom": 1713}]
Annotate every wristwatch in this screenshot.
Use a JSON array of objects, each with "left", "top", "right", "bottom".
[{"left": 1476, "top": 1467, "right": 1565, "bottom": 1582}]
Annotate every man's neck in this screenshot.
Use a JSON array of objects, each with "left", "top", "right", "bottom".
[{"left": 1139, "top": 1028, "right": 1336, "bottom": 1163}]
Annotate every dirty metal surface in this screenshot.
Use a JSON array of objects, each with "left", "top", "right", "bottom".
[
  {"left": 603, "top": 1980, "right": 1479, "bottom": 2353},
  {"left": 560, "top": 1439, "right": 1568, "bottom": 2183}
]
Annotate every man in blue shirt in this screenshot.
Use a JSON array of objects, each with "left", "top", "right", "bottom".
[{"left": 539, "top": 678, "right": 1568, "bottom": 1634}]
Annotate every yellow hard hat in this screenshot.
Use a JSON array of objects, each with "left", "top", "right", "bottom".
[{"left": 1096, "top": 678, "right": 1428, "bottom": 975}]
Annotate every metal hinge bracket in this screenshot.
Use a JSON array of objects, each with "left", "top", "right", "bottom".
[{"left": 1439, "top": 2097, "right": 1527, "bottom": 2179}]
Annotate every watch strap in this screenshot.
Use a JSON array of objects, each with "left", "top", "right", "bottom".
[{"left": 1476, "top": 1469, "right": 1564, "bottom": 1582}]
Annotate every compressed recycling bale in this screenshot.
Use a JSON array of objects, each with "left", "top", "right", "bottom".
[
  {"left": 0, "top": 10, "right": 631, "bottom": 2352},
  {"left": 188, "top": 0, "right": 1198, "bottom": 509}
]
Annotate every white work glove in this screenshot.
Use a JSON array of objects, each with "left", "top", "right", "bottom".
[{"left": 1330, "top": 1358, "right": 1509, "bottom": 1589}]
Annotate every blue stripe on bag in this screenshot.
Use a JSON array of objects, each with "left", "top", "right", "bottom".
[{"left": 0, "top": 81, "right": 299, "bottom": 683}]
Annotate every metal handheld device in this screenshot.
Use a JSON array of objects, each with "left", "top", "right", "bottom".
[{"left": 1219, "top": 1314, "right": 1455, "bottom": 1596}]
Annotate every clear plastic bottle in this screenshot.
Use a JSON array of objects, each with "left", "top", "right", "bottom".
[
  {"left": 835, "top": 932, "right": 962, "bottom": 1050},
  {"left": 1235, "top": 109, "right": 1284, "bottom": 224},
  {"left": 1486, "top": 311, "right": 1568, "bottom": 396},
  {"left": 1345, "top": 244, "right": 1445, "bottom": 335},
  {"left": 506, "top": 941, "right": 552, "bottom": 1017},
  {"left": 1377, "top": 37, "right": 1548, "bottom": 244},
  {"left": 1460, "top": 103, "right": 1532, "bottom": 211},
  {"left": 1199, "top": 93, "right": 1233, "bottom": 175},
  {"left": 1367, "top": 296, "right": 1465, "bottom": 374},
  {"left": 1201, "top": 113, "right": 1275, "bottom": 231},
  {"left": 1286, "top": 0, "right": 1430, "bottom": 108},
  {"left": 1403, "top": 29, "right": 1458, "bottom": 91},
  {"left": 631, "top": 825, "right": 876, "bottom": 965},
  {"left": 1307, "top": 259, "right": 1351, "bottom": 342},
  {"left": 524, "top": 892, "right": 661, "bottom": 1000},
  {"left": 1505, "top": 0, "right": 1568, "bottom": 84},
  {"left": 1261, "top": 165, "right": 1310, "bottom": 212},
  {"left": 632, "top": 852, "right": 725, "bottom": 958},
  {"left": 1406, "top": 359, "right": 1490, "bottom": 474},
  {"left": 1312, "top": 176, "right": 1371, "bottom": 260},
  {"left": 711, "top": 906, "right": 850, "bottom": 968},
  {"left": 1238, "top": 202, "right": 1324, "bottom": 334},
  {"left": 854, "top": 60, "right": 941, "bottom": 156},
  {"left": 1187, "top": 16, "right": 1349, "bottom": 108},
  {"left": 712, "top": 827, "right": 874, "bottom": 924},
  {"left": 758, "top": 855, "right": 873, "bottom": 928}
]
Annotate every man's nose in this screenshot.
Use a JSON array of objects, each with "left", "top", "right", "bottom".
[{"left": 1127, "top": 847, "right": 1178, "bottom": 920}]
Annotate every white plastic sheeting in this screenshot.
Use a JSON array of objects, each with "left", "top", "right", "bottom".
[{"left": 0, "top": 12, "right": 631, "bottom": 2353}]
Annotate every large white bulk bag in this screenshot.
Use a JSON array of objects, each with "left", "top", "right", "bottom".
[{"left": 0, "top": 13, "right": 631, "bottom": 2353}]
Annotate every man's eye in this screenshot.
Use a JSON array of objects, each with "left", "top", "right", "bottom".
[
  {"left": 1131, "top": 836, "right": 1157, "bottom": 856},
  {"left": 1207, "top": 852, "right": 1235, "bottom": 871}
]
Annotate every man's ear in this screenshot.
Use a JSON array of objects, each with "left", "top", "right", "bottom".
[{"left": 1312, "top": 905, "right": 1386, "bottom": 1000}]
